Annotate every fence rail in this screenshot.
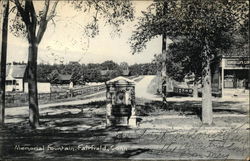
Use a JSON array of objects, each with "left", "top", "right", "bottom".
[
  {"left": 173, "top": 87, "right": 193, "bottom": 96},
  {"left": 5, "top": 84, "right": 106, "bottom": 104}
]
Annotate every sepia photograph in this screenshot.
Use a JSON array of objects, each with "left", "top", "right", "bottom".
[{"left": 0, "top": 0, "right": 249, "bottom": 160}]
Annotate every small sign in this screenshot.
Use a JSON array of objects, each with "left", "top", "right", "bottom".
[{"left": 226, "top": 58, "right": 250, "bottom": 67}]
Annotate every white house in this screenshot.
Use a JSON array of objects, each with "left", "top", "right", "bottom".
[{"left": 6, "top": 64, "right": 27, "bottom": 92}]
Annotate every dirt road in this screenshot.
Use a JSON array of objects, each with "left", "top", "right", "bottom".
[
  {"left": 5, "top": 91, "right": 106, "bottom": 123},
  {"left": 135, "top": 75, "right": 157, "bottom": 99}
]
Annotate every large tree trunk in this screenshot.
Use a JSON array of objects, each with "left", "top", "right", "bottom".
[
  {"left": 0, "top": 0, "right": 9, "bottom": 126},
  {"left": 201, "top": 45, "right": 213, "bottom": 125},
  {"left": 27, "top": 41, "right": 39, "bottom": 128}
]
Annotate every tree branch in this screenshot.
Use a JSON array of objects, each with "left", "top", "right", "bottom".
[
  {"left": 41, "top": 0, "right": 50, "bottom": 20},
  {"left": 23, "top": 0, "right": 37, "bottom": 43},
  {"left": 47, "top": 0, "right": 59, "bottom": 21},
  {"left": 14, "top": 0, "right": 29, "bottom": 25},
  {"left": 28, "top": 0, "right": 37, "bottom": 26},
  {"left": 37, "top": 0, "right": 59, "bottom": 44},
  {"left": 24, "top": 0, "right": 37, "bottom": 30},
  {"left": 36, "top": 0, "right": 50, "bottom": 44}
]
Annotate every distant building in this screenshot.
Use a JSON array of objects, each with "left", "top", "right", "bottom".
[
  {"left": 211, "top": 45, "right": 249, "bottom": 97},
  {"left": 6, "top": 64, "right": 27, "bottom": 92},
  {"left": 100, "top": 70, "right": 115, "bottom": 76},
  {"left": 57, "top": 74, "right": 72, "bottom": 84}
]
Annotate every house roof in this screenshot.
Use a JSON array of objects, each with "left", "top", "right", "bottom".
[
  {"left": 58, "top": 74, "right": 72, "bottom": 81},
  {"left": 6, "top": 64, "right": 26, "bottom": 79},
  {"left": 106, "top": 76, "right": 135, "bottom": 85}
]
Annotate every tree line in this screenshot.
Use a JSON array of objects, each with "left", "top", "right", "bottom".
[{"left": 36, "top": 61, "right": 158, "bottom": 84}]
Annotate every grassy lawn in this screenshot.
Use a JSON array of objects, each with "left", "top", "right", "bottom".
[{"left": 0, "top": 97, "right": 249, "bottom": 160}]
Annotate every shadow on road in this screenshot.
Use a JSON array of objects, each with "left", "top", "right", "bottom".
[
  {"left": 136, "top": 99, "right": 248, "bottom": 121},
  {"left": 1, "top": 101, "right": 150, "bottom": 160},
  {"left": 1, "top": 98, "right": 248, "bottom": 160}
]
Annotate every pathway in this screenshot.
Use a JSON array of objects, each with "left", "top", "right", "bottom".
[{"left": 135, "top": 75, "right": 157, "bottom": 99}]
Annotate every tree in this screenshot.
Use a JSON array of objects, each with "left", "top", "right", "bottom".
[
  {"left": 12, "top": 0, "right": 59, "bottom": 128},
  {"left": 37, "top": 63, "right": 54, "bottom": 82},
  {"left": 130, "top": 0, "right": 248, "bottom": 125},
  {"left": 166, "top": 38, "right": 204, "bottom": 97},
  {"left": 177, "top": 0, "right": 248, "bottom": 125},
  {"left": 101, "top": 60, "right": 119, "bottom": 70},
  {"left": 47, "top": 69, "right": 59, "bottom": 84},
  {"left": 0, "top": 0, "right": 9, "bottom": 126},
  {"left": 68, "top": 62, "right": 82, "bottom": 84},
  {"left": 119, "top": 62, "right": 129, "bottom": 70}
]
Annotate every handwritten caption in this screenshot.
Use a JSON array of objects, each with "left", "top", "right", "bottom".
[{"left": 14, "top": 144, "right": 127, "bottom": 152}]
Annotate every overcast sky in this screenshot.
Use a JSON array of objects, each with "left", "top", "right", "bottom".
[{"left": 4, "top": 1, "right": 171, "bottom": 65}]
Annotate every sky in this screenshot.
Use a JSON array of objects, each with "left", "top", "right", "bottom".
[{"left": 3, "top": 1, "right": 171, "bottom": 65}]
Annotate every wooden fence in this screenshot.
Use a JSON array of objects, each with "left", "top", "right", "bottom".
[
  {"left": 5, "top": 84, "right": 106, "bottom": 104},
  {"left": 173, "top": 87, "right": 193, "bottom": 96}
]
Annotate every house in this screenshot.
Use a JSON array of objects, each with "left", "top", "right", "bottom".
[
  {"left": 57, "top": 74, "right": 72, "bottom": 84},
  {"left": 5, "top": 64, "right": 27, "bottom": 92},
  {"left": 100, "top": 70, "right": 115, "bottom": 76}
]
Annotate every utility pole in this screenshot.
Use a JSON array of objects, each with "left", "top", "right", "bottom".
[
  {"left": 161, "top": 1, "right": 168, "bottom": 104},
  {"left": 0, "top": 0, "right": 9, "bottom": 126}
]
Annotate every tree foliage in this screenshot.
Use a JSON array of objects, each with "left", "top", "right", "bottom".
[
  {"left": 130, "top": 0, "right": 180, "bottom": 54},
  {"left": 70, "top": 0, "right": 134, "bottom": 37},
  {"left": 130, "top": 0, "right": 248, "bottom": 55}
]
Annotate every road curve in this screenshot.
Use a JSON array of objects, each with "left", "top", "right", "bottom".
[{"left": 135, "top": 75, "right": 158, "bottom": 99}]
